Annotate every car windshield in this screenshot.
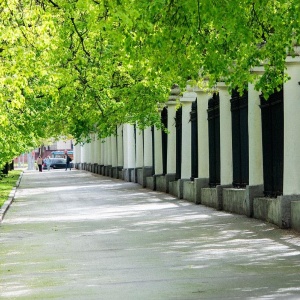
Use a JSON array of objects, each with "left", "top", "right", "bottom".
[{"left": 51, "top": 158, "right": 66, "bottom": 163}]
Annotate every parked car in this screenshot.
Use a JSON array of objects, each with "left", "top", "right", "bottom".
[{"left": 43, "top": 158, "right": 69, "bottom": 170}]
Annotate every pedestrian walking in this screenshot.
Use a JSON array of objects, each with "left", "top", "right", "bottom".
[
  {"left": 36, "top": 156, "right": 43, "bottom": 172},
  {"left": 44, "top": 156, "right": 51, "bottom": 171},
  {"left": 65, "top": 154, "right": 72, "bottom": 171}
]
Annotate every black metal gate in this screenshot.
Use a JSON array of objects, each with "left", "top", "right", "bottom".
[
  {"left": 175, "top": 107, "right": 182, "bottom": 180},
  {"left": 231, "top": 89, "right": 249, "bottom": 187},
  {"left": 190, "top": 100, "right": 198, "bottom": 180},
  {"left": 207, "top": 93, "right": 220, "bottom": 187},
  {"left": 260, "top": 88, "right": 284, "bottom": 197},
  {"left": 161, "top": 107, "right": 168, "bottom": 175}
]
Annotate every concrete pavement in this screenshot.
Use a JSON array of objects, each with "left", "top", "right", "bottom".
[{"left": 1, "top": 169, "right": 300, "bottom": 299}]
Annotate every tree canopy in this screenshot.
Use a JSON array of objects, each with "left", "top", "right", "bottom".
[{"left": 0, "top": 0, "right": 299, "bottom": 168}]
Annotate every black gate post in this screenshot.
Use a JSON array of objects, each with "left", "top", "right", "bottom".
[
  {"left": 190, "top": 100, "right": 198, "bottom": 181},
  {"left": 207, "top": 93, "right": 220, "bottom": 187},
  {"left": 151, "top": 125, "right": 155, "bottom": 176},
  {"left": 175, "top": 107, "right": 182, "bottom": 180},
  {"left": 161, "top": 107, "right": 168, "bottom": 175}
]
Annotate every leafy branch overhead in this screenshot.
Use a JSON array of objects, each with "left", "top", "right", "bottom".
[{"left": 0, "top": 0, "right": 299, "bottom": 167}]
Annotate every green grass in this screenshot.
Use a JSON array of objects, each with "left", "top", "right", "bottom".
[{"left": 0, "top": 170, "right": 22, "bottom": 208}]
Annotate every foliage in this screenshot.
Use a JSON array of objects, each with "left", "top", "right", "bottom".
[{"left": 0, "top": 0, "right": 299, "bottom": 166}]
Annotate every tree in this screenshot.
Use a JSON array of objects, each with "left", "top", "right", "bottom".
[{"left": 0, "top": 0, "right": 299, "bottom": 168}]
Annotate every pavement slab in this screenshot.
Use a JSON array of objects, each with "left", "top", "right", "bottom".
[{"left": 1, "top": 169, "right": 300, "bottom": 299}]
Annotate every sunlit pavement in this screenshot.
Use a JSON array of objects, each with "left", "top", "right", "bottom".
[{"left": 1, "top": 170, "right": 300, "bottom": 300}]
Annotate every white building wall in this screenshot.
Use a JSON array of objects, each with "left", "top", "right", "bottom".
[{"left": 56, "top": 139, "right": 72, "bottom": 150}]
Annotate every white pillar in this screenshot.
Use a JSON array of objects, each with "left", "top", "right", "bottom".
[
  {"left": 111, "top": 134, "right": 118, "bottom": 167},
  {"left": 81, "top": 143, "right": 86, "bottom": 163},
  {"left": 94, "top": 136, "right": 101, "bottom": 164},
  {"left": 248, "top": 67, "right": 264, "bottom": 186},
  {"left": 117, "top": 125, "right": 124, "bottom": 167},
  {"left": 283, "top": 56, "right": 300, "bottom": 195},
  {"left": 180, "top": 87, "right": 197, "bottom": 179},
  {"left": 136, "top": 128, "right": 144, "bottom": 168},
  {"left": 102, "top": 138, "right": 107, "bottom": 165},
  {"left": 195, "top": 89, "right": 210, "bottom": 179},
  {"left": 123, "top": 124, "right": 135, "bottom": 169},
  {"left": 217, "top": 83, "right": 233, "bottom": 185},
  {"left": 107, "top": 136, "right": 112, "bottom": 166},
  {"left": 144, "top": 127, "right": 153, "bottom": 167},
  {"left": 154, "top": 127, "right": 163, "bottom": 174},
  {"left": 166, "top": 102, "right": 177, "bottom": 174},
  {"left": 86, "top": 137, "right": 92, "bottom": 164},
  {"left": 74, "top": 142, "right": 81, "bottom": 164},
  {"left": 90, "top": 134, "right": 95, "bottom": 164}
]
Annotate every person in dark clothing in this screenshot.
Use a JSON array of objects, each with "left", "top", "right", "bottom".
[
  {"left": 36, "top": 156, "right": 43, "bottom": 172},
  {"left": 65, "top": 154, "right": 72, "bottom": 171}
]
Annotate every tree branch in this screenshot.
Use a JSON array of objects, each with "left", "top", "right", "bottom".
[
  {"left": 70, "top": 17, "right": 91, "bottom": 57},
  {"left": 46, "top": 0, "right": 60, "bottom": 9}
]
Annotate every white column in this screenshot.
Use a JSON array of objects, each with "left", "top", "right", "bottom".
[
  {"left": 136, "top": 127, "right": 144, "bottom": 168},
  {"left": 166, "top": 102, "right": 177, "bottom": 174},
  {"left": 94, "top": 136, "right": 101, "bottom": 164},
  {"left": 101, "top": 138, "right": 106, "bottom": 165},
  {"left": 86, "top": 138, "right": 91, "bottom": 164},
  {"left": 117, "top": 125, "right": 124, "bottom": 167},
  {"left": 154, "top": 127, "right": 163, "bottom": 174},
  {"left": 195, "top": 89, "right": 210, "bottom": 179},
  {"left": 123, "top": 124, "right": 135, "bottom": 169},
  {"left": 217, "top": 83, "right": 233, "bottom": 185},
  {"left": 74, "top": 142, "right": 81, "bottom": 164},
  {"left": 248, "top": 67, "right": 264, "bottom": 186},
  {"left": 283, "top": 56, "right": 300, "bottom": 195},
  {"left": 107, "top": 136, "right": 112, "bottom": 166},
  {"left": 90, "top": 134, "right": 95, "bottom": 164},
  {"left": 81, "top": 143, "right": 86, "bottom": 163},
  {"left": 180, "top": 87, "right": 197, "bottom": 179},
  {"left": 111, "top": 134, "right": 118, "bottom": 167},
  {"left": 144, "top": 127, "right": 153, "bottom": 167}
]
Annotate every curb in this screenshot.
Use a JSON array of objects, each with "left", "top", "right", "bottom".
[{"left": 0, "top": 171, "right": 23, "bottom": 223}]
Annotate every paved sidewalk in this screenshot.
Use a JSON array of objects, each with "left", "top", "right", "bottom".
[{"left": 1, "top": 170, "right": 300, "bottom": 300}]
